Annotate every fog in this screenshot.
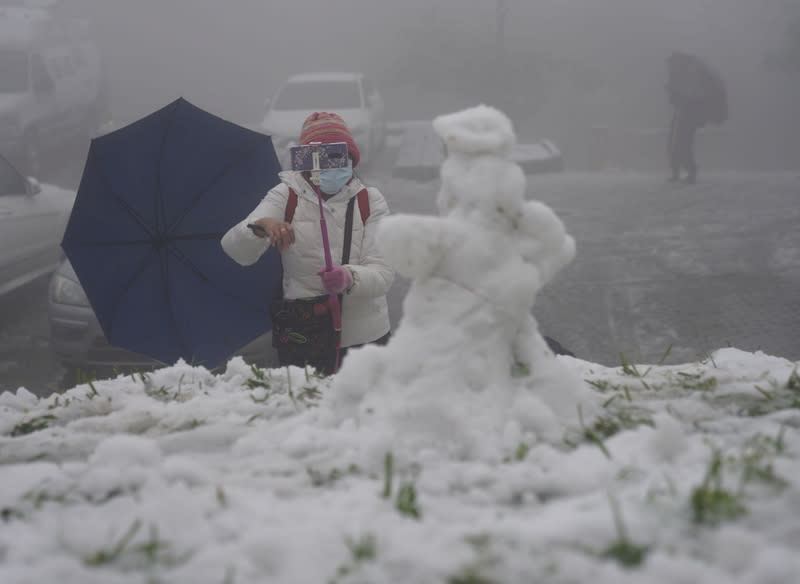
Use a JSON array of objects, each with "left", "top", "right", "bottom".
[{"left": 55, "top": 0, "right": 799, "bottom": 171}]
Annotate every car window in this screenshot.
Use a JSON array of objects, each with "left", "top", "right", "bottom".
[
  {"left": 273, "top": 80, "right": 363, "bottom": 110},
  {"left": 0, "top": 50, "right": 30, "bottom": 93},
  {"left": 0, "top": 156, "right": 27, "bottom": 197}
]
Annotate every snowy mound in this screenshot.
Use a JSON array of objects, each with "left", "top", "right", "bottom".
[
  {"left": 1, "top": 350, "right": 799, "bottom": 583},
  {"left": 327, "top": 105, "right": 591, "bottom": 458}
]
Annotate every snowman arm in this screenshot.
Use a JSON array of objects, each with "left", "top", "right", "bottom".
[
  {"left": 377, "top": 214, "right": 453, "bottom": 279},
  {"left": 517, "top": 201, "right": 576, "bottom": 284}
]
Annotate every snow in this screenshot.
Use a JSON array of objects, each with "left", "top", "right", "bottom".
[
  {"left": 2, "top": 105, "right": 799, "bottom": 583},
  {"left": 1, "top": 351, "right": 798, "bottom": 583}
]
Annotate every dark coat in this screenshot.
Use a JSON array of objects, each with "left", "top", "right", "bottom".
[{"left": 667, "top": 52, "right": 728, "bottom": 127}]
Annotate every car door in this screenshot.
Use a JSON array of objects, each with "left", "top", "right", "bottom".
[{"left": 0, "top": 155, "right": 63, "bottom": 295}]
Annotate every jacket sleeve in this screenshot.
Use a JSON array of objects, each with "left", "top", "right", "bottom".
[
  {"left": 220, "top": 184, "right": 290, "bottom": 266},
  {"left": 346, "top": 187, "right": 395, "bottom": 298}
]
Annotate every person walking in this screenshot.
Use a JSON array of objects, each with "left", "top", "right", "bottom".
[
  {"left": 221, "top": 112, "right": 394, "bottom": 374},
  {"left": 667, "top": 52, "right": 708, "bottom": 184}
]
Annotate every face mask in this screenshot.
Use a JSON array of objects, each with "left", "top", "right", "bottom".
[{"left": 319, "top": 165, "right": 353, "bottom": 194}]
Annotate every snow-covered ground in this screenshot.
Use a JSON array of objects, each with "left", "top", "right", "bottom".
[{"left": 1, "top": 350, "right": 798, "bottom": 583}]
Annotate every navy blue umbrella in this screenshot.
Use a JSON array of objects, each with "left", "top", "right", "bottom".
[{"left": 62, "top": 97, "right": 282, "bottom": 368}]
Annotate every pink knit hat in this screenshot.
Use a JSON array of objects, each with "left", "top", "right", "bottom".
[{"left": 299, "top": 112, "right": 360, "bottom": 167}]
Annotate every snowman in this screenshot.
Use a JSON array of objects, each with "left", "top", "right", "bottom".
[{"left": 328, "top": 105, "right": 595, "bottom": 457}]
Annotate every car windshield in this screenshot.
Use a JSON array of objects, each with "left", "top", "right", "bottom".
[
  {"left": 0, "top": 50, "right": 29, "bottom": 93},
  {"left": 273, "top": 80, "right": 362, "bottom": 110}
]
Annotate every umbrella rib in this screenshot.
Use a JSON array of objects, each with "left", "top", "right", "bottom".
[
  {"left": 168, "top": 138, "right": 270, "bottom": 234},
  {"left": 159, "top": 243, "right": 192, "bottom": 363},
  {"left": 168, "top": 244, "right": 269, "bottom": 315},
  {"left": 106, "top": 246, "right": 159, "bottom": 340},
  {"left": 95, "top": 147, "right": 156, "bottom": 239},
  {"left": 157, "top": 100, "right": 182, "bottom": 238}
]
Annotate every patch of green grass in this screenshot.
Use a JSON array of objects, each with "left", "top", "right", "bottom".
[
  {"left": 502, "top": 443, "right": 530, "bottom": 463},
  {"left": 690, "top": 449, "right": 747, "bottom": 525},
  {"left": 566, "top": 404, "right": 655, "bottom": 458},
  {"left": 586, "top": 379, "right": 611, "bottom": 392},
  {"left": 83, "top": 520, "right": 190, "bottom": 568},
  {"left": 676, "top": 371, "right": 718, "bottom": 391},
  {"left": 601, "top": 494, "right": 649, "bottom": 568},
  {"left": 382, "top": 452, "right": 393, "bottom": 499},
  {"left": 83, "top": 519, "right": 142, "bottom": 566},
  {"left": 330, "top": 534, "right": 377, "bottom": 584},
  {"left": 10, "top": 414, "right": 58, "bottom": 437},
  {"left": 395, "top": 483, "right": 422, "bottom": 519},
  {"left": 22, "top": 489, "right": 67, "bottom": 508},
  {"left": 786, "top": 367, "right": 800, "bottom": 391},
  {"left": 737, "top": 432, "right": 790, "bottom": 491},
  {"left": 47, "top": 395, "right": 77, "bottom": 410},
  {"left": 578, "top": 406, "right": 612, "bottom": 459},
  {"left": 381, "top": 452, "right": 422, "bottom": 519},
  {"left": 715, "top": 381, "right": 800, "bottom": 416},
  {"left": 617, "top": 352, "right": 657, "bottom": 390},
  {"left": 146, "top": 384, "right": 182, "bottom": 402},
  {"left": 511, "top": 361, "right": 531, "bottom": 378},
  {"left": 246, "top": 364, "right": 272, "bottom": 391},
  {"left": 307, "top": 464, "right": 360, "bottom": 488},
  {"left": 1, "top": 506, "right": 25, "bottom": 522},
  {"left": 592, "top": 408, "right": 655, "bottom": 439},
  {"left": 447, "top": 534, "right": 497, "bottom": 584}
]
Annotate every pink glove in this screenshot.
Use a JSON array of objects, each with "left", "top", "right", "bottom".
[{"left": 317, "top": 265, "right": 352, "bottom": 294}]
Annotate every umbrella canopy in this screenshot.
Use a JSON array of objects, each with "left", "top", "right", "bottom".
[
  {"left": 62, "top": 97, "right": 283, "bottom": 368},
  {"left": 667, "top": 51, "right": 728, "bottom": 126}
]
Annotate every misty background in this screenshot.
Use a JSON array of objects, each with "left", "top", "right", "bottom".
[{"left": 51, "top": 0, "right": 799, "bottom": 171}]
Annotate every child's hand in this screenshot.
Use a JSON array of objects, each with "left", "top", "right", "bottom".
[{"left": 248, "top": 218, "right": 295, "bottom": 251}]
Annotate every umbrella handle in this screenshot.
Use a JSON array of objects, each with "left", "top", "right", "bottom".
[
  {"left": 314, "top": 183, "right": 334, "bottom": 269},
  {"left": 329, "top": 292, "right": 342, "bottom": 373}
]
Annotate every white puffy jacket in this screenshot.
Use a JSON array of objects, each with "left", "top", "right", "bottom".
[{"left": 221, "top": 171, "right": 394, "bottom": 347}]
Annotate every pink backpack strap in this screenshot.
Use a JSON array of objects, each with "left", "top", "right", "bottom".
[{"left": 285, "top": 188, "right": 298, "bottom": 223}]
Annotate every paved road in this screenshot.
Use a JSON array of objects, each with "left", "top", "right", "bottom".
[
  {"left": 1, "top": 140, "right": 798, "bottom": 396},
  {"left": 529, "top": 171, "right": 800, "bottom": 366}
]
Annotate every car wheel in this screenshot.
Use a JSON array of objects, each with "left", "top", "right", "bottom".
[{"left": 23, "top": 133, "right": 42, "bottom": 177}]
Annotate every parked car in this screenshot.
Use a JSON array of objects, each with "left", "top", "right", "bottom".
[
  {"left": 0, "top": 5, "right": 109, "bottom": 175},
  {"left": 260, "top": 72, "right": 386, "bottom": 169},
  {"left": 391, "top": 121, "right": 564, "bottom": 181},
  {"left": 48, "top": 259, "right": 277, "bottom": 379},
  {"left": 0, "top": 151, "right": 74, "bottom": 297}
]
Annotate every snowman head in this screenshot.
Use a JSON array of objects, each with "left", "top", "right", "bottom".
[
  {"left": 433, "top": 104, "right": 515, "bottom": 159},
  {"left": 433, "top": 105, "right": 526, "bottom": 226}
]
